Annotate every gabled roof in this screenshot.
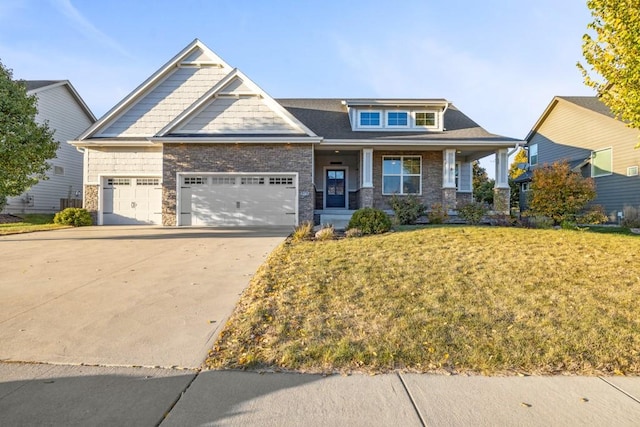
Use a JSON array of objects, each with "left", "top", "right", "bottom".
[
  {"left": 79, "top": 39, "right": 231, "bottom": 140},
  {"left": 278, "top": 98, "right": 518, "bottom": 143},
  {"left": 526, "top": 96, "right": 616, "bottom": 142},
  {"left": 23, "top": 80, "right": 96, "bottom": 122},
  {"left": 157, "top": 68, "right": 317, "bottom": 138}
]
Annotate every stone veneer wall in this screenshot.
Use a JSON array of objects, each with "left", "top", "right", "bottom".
[
  {"left": 456, "top": 192, "right": 473, "bottom": 206},
  {"left": 84, "top": 185, "right": 99, "bottom": 224},
  {"left": 162, "top": 143, "right": 314, "bottom": 226},
  {"left": 493, "top": 187, "right": 511, "bottom": 214},
  {"left": 372, "top": 151, "right": 442, "bottom": 209}
]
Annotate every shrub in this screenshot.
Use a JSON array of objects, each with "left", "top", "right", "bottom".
[
  {"left": 347, "top": 208, "right": 391, "bottom": 235},
  {"left": 577, "top": 205, "right": 609, "bottom": 225},
  {"left": 458, "top": 202, "right": 487, "bottom": 225},
  {"left": 389, "top": 195, "right": 426, "bottom": 225},
  {"left": 427, "top": 203, "right": 449, "bottom": 224},
  {"left": 621, "top": 205, "right": 640, "bottom": 228},
  {"left": 53, "top": 208, "right": 92, "bottom": 227},
  {"left": 291, "top": 221, "right": 313, "bottom": 242},
  {"left": 528, "top": 161, "right": 596, "bottom": 225},
  {"left": 522, "top": 215, "right": 554, "bottom": 229},
  {"left": 315, "top": 225, "right": 335, "bottom": 241},
  {"left": 344, "top": 228, "right": 363, "bottom": 238}
]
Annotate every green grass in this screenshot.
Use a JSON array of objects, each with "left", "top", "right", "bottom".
[
  {"left": 207, "top": 226, "right": 640, "bottom": 376},
  {"left": 0, "top": 213, "right": 68, "bottom": 235}
]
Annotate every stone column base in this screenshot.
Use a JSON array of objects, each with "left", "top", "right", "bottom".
[
  {"left": 442, "top": 187, "right": 457, "bottom": 210},
  {"left": 493, "top": 187, "right": 510, "bottom": 214},
  {"left": 359, "top": 187, "right": 373, "bottom": 209},
  {"left": 84, "top": 185, "right": 99, "bottom": 224}
]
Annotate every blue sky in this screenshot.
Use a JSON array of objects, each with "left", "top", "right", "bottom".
[{"left": 1, "top": 1, "right": 593, "bottom": 146}]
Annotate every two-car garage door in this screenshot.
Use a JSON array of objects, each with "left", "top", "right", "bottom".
[{"left": 179, "top": 174, "right": 297, "bottom": 226}]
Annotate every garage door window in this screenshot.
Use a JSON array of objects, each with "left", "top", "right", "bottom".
[
  {"left": 241, "top": 177, "right": 265, "bottom": 185},
  {"left": 184, "top": 177, "right": 207, "bottom": 185},
  {"left": 211, "top": 177, "right": 236, "bottom": 185},
  {"left": 137, "top": 178, "right": 160, "bottom": 186},
  {"left": 107, "top": 178, "right": 131, "bottom": 186},
  {"left": 269, "top": 177, "right": 294, "bottom": 185}
]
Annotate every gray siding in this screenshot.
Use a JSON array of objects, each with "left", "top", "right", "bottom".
[
  {"left": 530, "top": 100, "right": 640, "bottom": 219},
  {"left": 99, "top": 66, "right": 228, "bottom": 137},
  {"left": 177, "top": 96, "right": 300, "bottom": 134},
  {"left": 4, "top": 84, "right": 94, "bottom": 213}
]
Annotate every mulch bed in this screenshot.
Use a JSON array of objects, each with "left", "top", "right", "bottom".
[{"left": 0, "top": 214, "right": 23, "bottom": 224}]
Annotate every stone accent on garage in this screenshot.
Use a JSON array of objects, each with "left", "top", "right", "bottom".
[
  {"left": 162, "top": 143, "right": 314, "bottom": 226},
  {"left": 372, "top": 151, "right": 442, "bottom": 210},
  {"left": 84, "top": 185, "right": 99, "bottom": 224}
]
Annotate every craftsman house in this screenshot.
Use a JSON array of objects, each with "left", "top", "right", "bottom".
[
  {"left": 516, "top": 96, "right": 640, "bottom": 220},
  {"left": 71, "top": 39, "right": 519, "bottom": 226},
  {"left": 3, "top": 80, "right": 95, "bottom": 214}
]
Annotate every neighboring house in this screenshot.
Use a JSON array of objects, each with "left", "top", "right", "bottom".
[
  {"left": 3, "top": 80, "right": 96, "bottom": 214},
  {"left": 516, "top": 96, "right": 640, "bottom": 220},
  {"left": 70, "top": 39, "right": 519, "bottom": 227}
]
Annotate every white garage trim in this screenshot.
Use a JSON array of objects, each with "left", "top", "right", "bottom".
[
  {"left": 176, "top": 172, "right": 298, "bottom": 227},
  {"left": 98, "top": 174, "right": 163, "bottom": 225}
]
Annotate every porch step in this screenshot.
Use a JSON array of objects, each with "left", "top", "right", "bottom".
[{"left": 318, "top": 213, "right": 353, "bottom": 230}]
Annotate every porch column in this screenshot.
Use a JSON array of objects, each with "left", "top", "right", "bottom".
[
  {"left": 442, "top": 149, "right": 457, "bottom": 210},
  {"left": 493, "top": 148, "right": 510, "bottom": 213},
  {"left": 360, "top": 148, "right": 374, "bottom": 208}
]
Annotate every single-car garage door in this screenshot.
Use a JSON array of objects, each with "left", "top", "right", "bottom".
[
  {"left": 102, "top": 177, "right": 162, "bottom": 225},
  {"left": 179, "top": 174, "right": 297, "bottom": 226}
]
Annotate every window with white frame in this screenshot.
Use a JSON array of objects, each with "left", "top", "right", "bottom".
[
  {"left": 415, "top": 111, "right": 437, "bottom": 128},
  {"left": 591, "top": 148, "right": 612, "bottom": 177},
  {"left": 358, "top": 111, "right": 381, "bottom": 127},
  {"left": 382, "top": 156, "right": 421, "bottom": 195},
  {"left": 386, "top": 111, "right": 409, "bottom": 127},
  {"left": 529, "top": 144, "right": 538, "bottom": 166}
]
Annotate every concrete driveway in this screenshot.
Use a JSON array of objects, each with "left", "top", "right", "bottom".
[{"left": 0, "top": 226, "right": 288, "bottom": 369}]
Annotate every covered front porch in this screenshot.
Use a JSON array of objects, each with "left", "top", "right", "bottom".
[{"left": 312, "top": 146, "right": 511, "bottom": 226}]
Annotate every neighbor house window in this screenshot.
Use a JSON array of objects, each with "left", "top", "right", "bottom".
[
  {"left": 591, "top": 148, "right": 612, "bottom": 177},
  {"left": 529, "top": 144, "right": 538, "bottom": 166},
  {"left": 53, "top": 166, "right": 64, "bottom": 176},
  {"left": 415, "top": 111, "right": 436, "bottom": 127},
  {"left": 359, "top": 111, "right": 381, "bottom": 127},
  {"left": 383, "top": 156, "right": 421, "bottom": 195},
  {"left": 386, "top": 111, "right": 408, "bottom": 127}
]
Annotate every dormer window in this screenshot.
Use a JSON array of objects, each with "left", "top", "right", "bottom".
[
  {"left": 415, "top": 111, "right": 436, "bottom": 128},
  {"left": 345, "top": 99, "right": 448, "bottom": 132},
  {"left": 387, "top": 111, "right": 409, "bottom": 127},
  {"left": 358, "top": 111, "right": 381, "bottom": 127}
]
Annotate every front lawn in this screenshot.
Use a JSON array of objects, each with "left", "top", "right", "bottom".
[
  {"left": 207, "top": 226, "right": 640, "bottom": 375},
  {"left": 0, "top": 213, "right": 68, "bottom": 235}
]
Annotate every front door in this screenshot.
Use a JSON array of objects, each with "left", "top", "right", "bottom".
[{"left": 325, "top": 169, "right": 346, "bottom": 208}]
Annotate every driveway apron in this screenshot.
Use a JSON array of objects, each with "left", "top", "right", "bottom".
[{"left": 0, "top": 226, "right": 288, "bottom": 369}]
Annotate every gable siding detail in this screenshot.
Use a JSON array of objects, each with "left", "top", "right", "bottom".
[
  {"left": 86, "top": 148, "right": 163, "bottom": 184},
  {"left": 176, "top": 96, "right": 300, "bottom": 134},
  {"left": 4, "top": 84, "right": 94, "bottom": 213},
  {"left": 99, "top": 66, "right": 229, "bottom": 137},
  {"left": 531, "top": 100, "right": 640, "bottom": 218}
]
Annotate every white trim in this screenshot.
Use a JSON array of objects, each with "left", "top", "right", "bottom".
[
  {"left": 362, "top": 148, "right": 373, "bottom": 188},
  {"left": 27, "top": 80, "right": 96, "bottom": 122},
  {"left": 529, "top": 143, "right": 538, "bottom": 166},
  {"left": 442, "top": 149, "right": 456, "bottom": 189},
  {"left": 627, "top": 166, "right": 638, "bottom": 177},
  {"left": 382, "top": 155, "right": 422, "bottom": 195},
  {"left": 323, "top": 166, "right": 349, "bottom": 209},
  {"left": 176, "top": 172, "right": 299, "bottom": 227},
  {"left": 591, "top": 147, "right": 613, "bottom": 178},
  {"left": 495, "top": 148, "right": 509, "bottom": 188},
  {"left": 150, "top": 136, "right": 321, "bottom": 144}
]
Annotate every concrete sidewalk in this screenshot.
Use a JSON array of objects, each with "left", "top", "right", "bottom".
[
  {"left": 3, "top": 365, "right": 640, "bottom": 426},
  {"left": 160, "top": 371, "right": 640, "bottom": 426}
]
